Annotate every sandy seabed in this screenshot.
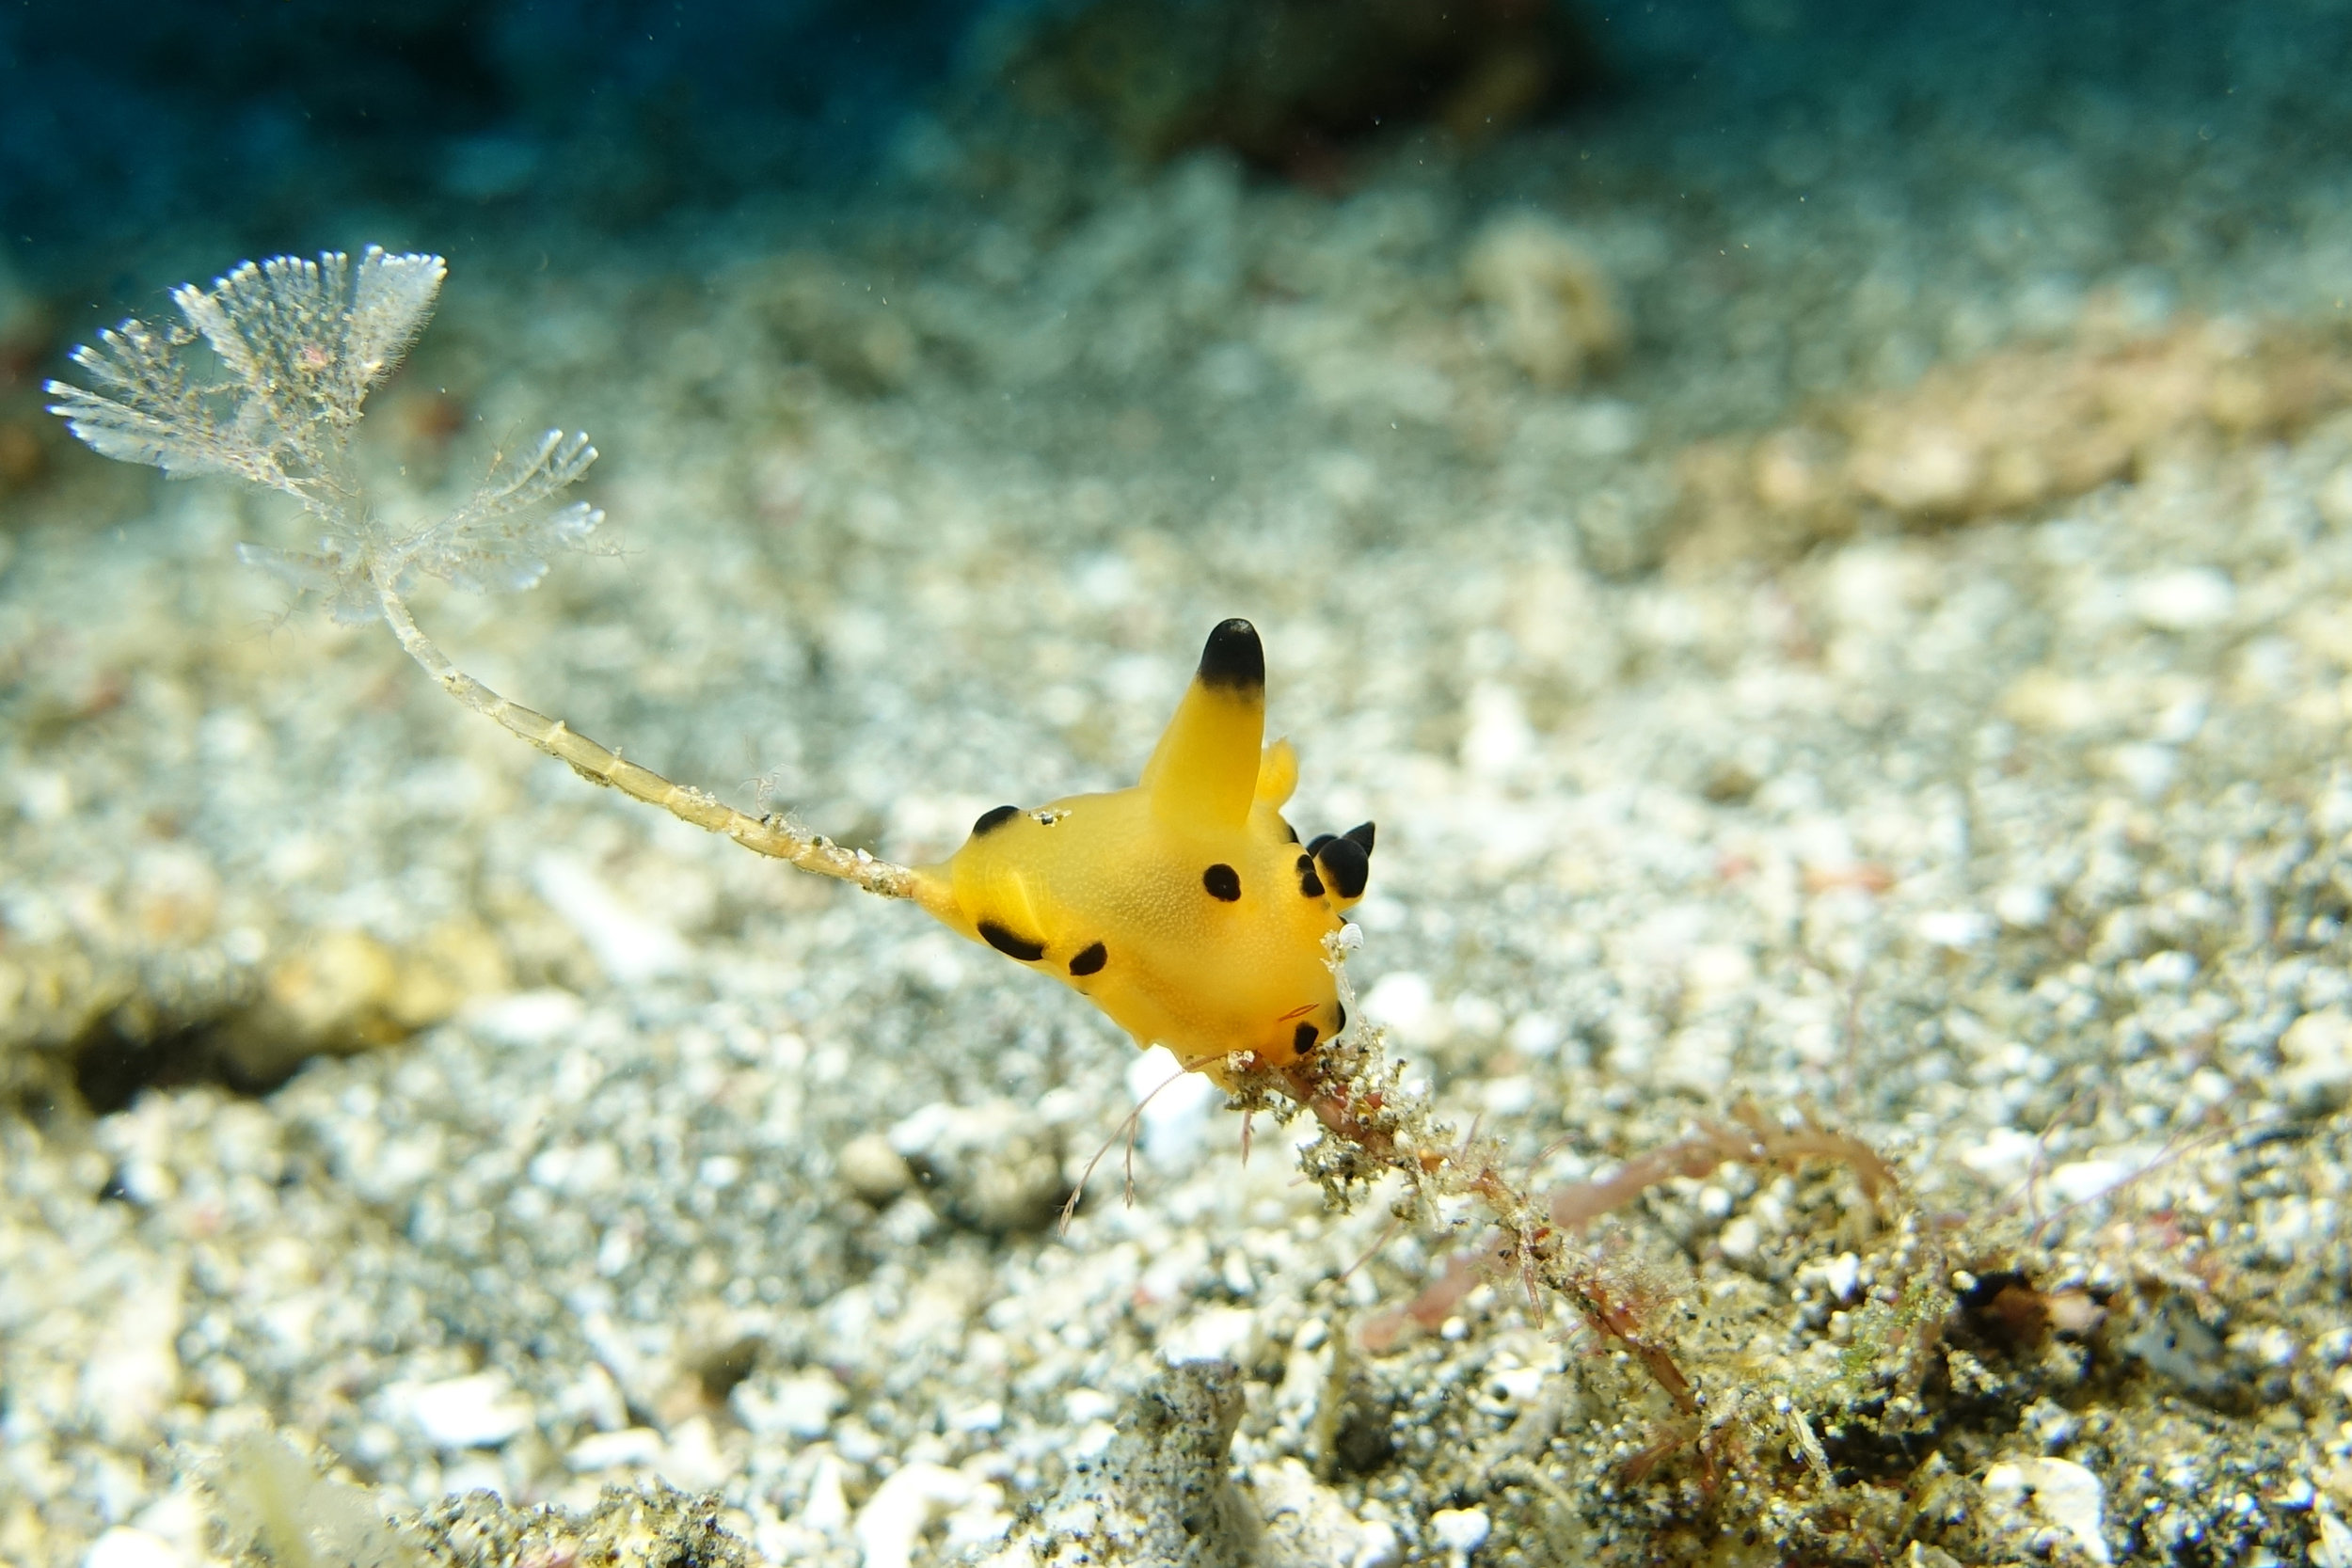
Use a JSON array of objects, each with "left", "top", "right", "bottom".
[{"left": 8, "top": 17, "right": 2352, "bottom": 1565}]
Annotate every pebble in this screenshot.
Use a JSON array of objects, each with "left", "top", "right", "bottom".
[
  {"left": 1255, "top": 1459, "right": 1405, "bottom": 1568},
  {"left": 530, "top": 849, "right": 689, "bottom": 983},
  {"left": 1917, "top": 910, "right": 1994, "bottom": 949},
  {"left": 1959, "top": 1127, "right": 2042, "bottom": 1187},
  {"left": 886, "top": 1100, "right": 1067, "bottom": 1233},
  {"left": 1361, "top": 971, "right": 1441, "bottom": 1046},
  {"left": 1983, "top": 1458, "right": 2111, "bottom": 1565},
  {"left": 736, "top": 1370, "right": 846, "bottom": 1440},
  {"left": 800, "top": 1453, "right": 852, "bottom": 1536},
  {"left": 1431, "top": 1506, "right": 1493, "bottom": 1565},
  {"left": 1459, "top": 683, "right": 1538, "bottom": 779},
  {"left": 565, "top": 1427, "right": 663, "bottom": 1471},
  {"left": 2128, "top": 567, "right": 2236, "bottom": 631},
  {"left": 652, "top": 1414, "right": 730, "bottom": 1492},
  {"left": 1062, "top": 1388, "right": 1118, "bottom": 1424},
  {"left": 462, "top": 989, "right": 587, "bottom": 1048},
  {"left": 1353, "top": 1520, "right": 1404, "bottom": 1568},
  {"left": 392, "top": 1371, "right": 534, "bottom": 1449},
  {"left": 854, "top": 1461, "right": 975, "bottom": 1568},
  {"left": 77, "top": 1267, "right": 183, "bottom": 1447},
  {"left": 1161, "top": 1306, "right": 1257, "bottom": 1366},
  {"left": 2046, "top": 1157, "right": 2139, "bottom": 1206},
  {"left": 1125, "top": 1046, "right": 1219, "bottom": 1164},
  {"left": 1994, "top": 883, "right": 2055, "bottom": 928},
  {"left": 2280, "top": 1008, "right": 2352, "bottom": 1109},
  {"left": 838, "top": 1132, "right": 914, "bottom": 1204},
  {"left": 82, "top": 1528, "right": 183, "bottom": 1568},
  {"left": 2312, "top": 1509, "right": 2352, "bottom": 1568}
]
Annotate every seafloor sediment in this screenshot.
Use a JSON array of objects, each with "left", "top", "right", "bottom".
[{"left": 7, "top": 31, "right": 2352, "bottom": 1568}]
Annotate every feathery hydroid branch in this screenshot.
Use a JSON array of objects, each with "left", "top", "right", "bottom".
[{"left": 46, "top": 246, "right": 916, "bottom": 896}]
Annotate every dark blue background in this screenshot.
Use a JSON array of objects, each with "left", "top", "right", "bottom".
[{"left": 0, "top": 2, "right": 2344, "bottom": 286}]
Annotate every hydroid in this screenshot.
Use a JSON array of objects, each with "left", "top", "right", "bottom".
[{"left": 47, "top": 246, "right": 915, "bottom": 896}]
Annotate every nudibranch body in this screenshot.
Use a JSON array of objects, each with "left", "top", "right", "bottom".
[{"left": 911, "top": 620, "right": 1375, "bottom": 1083}]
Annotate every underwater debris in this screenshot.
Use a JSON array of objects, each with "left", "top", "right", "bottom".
[
  {"left": 999, "top": 0, "right": 1602, "bottom": 174},
  {"left": 1220, "top": 1029, "right": 1715, "bottom": 1424},
  {"left": 210, "top": 1432, "right": 426, "bottom": 1568},
  {"left": 1952, "top": 1269, "right": 2106, "bottom": 1351},
  {"left": 1671, "top": 312, "right": 2352, "bottom": 563},
  {"left": 1546, "top": 1100, "right": 1898, "bottom": 1229},
  {"left": 1463, "top": 212, "right": 1628, "bottom": 390},
  {"left": 1362, "top": 1100, "right": 1905, "bottom": 1353},
  {"left": 208, "top": 1428, "right": 775, "bottom": 1568}
]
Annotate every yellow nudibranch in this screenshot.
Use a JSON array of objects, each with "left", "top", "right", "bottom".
[{"left": 911, "top": 620, "right": 1375, "bottom": 1084}]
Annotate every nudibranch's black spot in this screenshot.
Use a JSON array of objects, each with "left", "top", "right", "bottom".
[
  {"left": 1343, "top": 821, "right": 1376, "bottom": 853},
  {"left": 1069, "top": 941, "right": 1107, "bottom": 976},
  {"left": 979, "top": 921, "right": 1045, "bottom": 961},
  {"left": 1314, "top": 836, "right": 1369, "bottom": 900},
  {"left": 1293, "top": 1021, "right": 1319, "bottom": 1054},
  {"left": 1305, "top": 833, "right": 1334, "bottom": 856},
  {"left": 1202, "top": 863, "right": 1242, "bottom": 901},
  {"left": 1334, "top": 1003, "right": 1347, "bottom": 1034},
  {"left": 972, "top": 804, "right": 1021, "bottom": 836},
  {"left": 1196, "top": 619, "right": 1264, "bottom": 693},
  {"left": 1282, "top": 819, "right": 1300, "bottom": 844},
  {"left": 1295, "top": 853, "right": 1325, "bottom": 898}
]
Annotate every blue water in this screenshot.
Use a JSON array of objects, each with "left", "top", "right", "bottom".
[{"left": 6, "top": 1, "right": 2344, "bottom": 293}]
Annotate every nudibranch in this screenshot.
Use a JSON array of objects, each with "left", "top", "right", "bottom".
[{"left": 911, "top": 620, "right": 1375, "bottom": 1083}]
